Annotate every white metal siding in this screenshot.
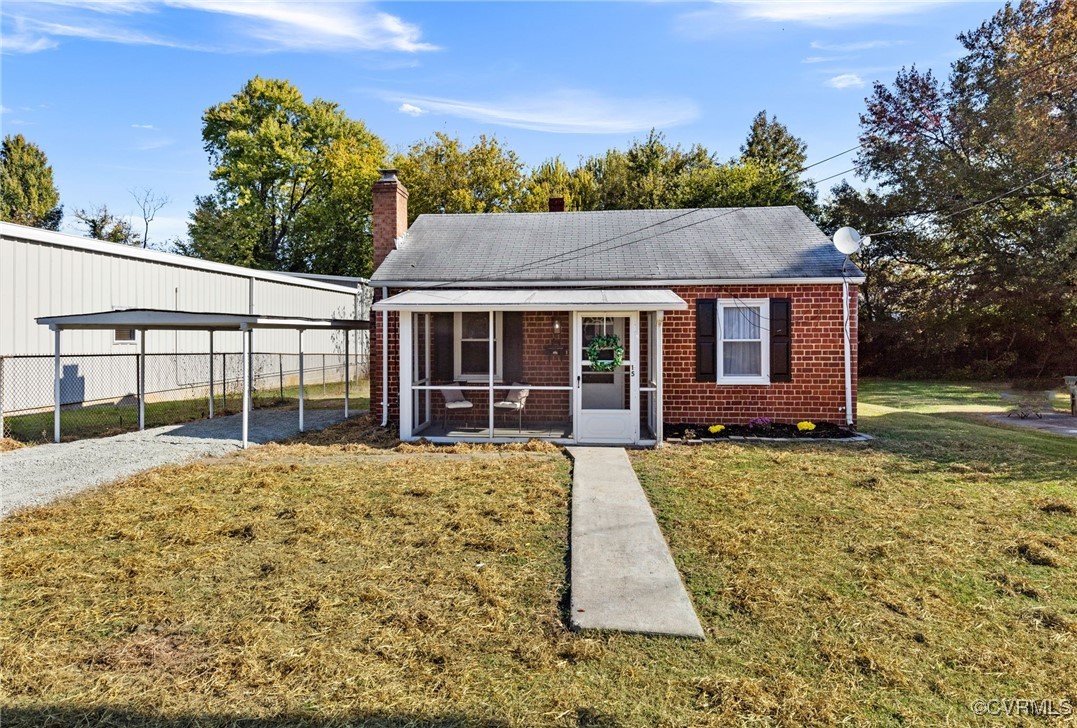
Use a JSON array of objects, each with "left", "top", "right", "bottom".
[{"left": 1, "top": 229, "right": 364, "bottom": 357}]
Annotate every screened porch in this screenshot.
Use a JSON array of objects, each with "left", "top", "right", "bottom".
[{"left": 374, "top": 289, "right": 687, "bottom": 445}]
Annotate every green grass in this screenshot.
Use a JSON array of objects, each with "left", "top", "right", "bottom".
[
  {"left": 1, "top": 383, "right": 1074, "bottom": 726},
  {"left": 3, "top": 380, "right": 370, "bottom": 444}
]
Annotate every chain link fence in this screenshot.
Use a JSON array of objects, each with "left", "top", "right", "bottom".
[{"left": 0, "top": 351, "right": 370, "bottom": 444}]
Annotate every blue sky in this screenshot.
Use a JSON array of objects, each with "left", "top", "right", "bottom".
[{"left": 2, "top": 1, "right": 1000, "bottom": 243}]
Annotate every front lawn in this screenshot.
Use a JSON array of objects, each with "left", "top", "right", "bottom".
[{"left": 1, "top": 383, "right": 1074, "bottom": 726}]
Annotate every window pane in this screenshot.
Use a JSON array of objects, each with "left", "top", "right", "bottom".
[
  {"left": 460, "top": 341, "right": 489, "bottom": 374},
  {"left": 724, "top": 341, "right": 761, "bottom": 376},
  {"left": 461, "top": 312, "right": 488, "bottom": 340},
  {"left": 723, "top": 306, "right": 760, "bottom": 340}
]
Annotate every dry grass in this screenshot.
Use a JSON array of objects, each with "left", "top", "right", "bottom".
[
  {"left": 2, "top": 383, "right": 1075, "bottom": 726},
  {"left": 1, "top": 447, "right": 578, "bottom": 726},
  {"left": 0, "top": 436, "right": 25, "bottom": 452}
]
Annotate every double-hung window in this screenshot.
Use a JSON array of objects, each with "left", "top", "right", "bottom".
[
  {"left": 454, "top": 312, "right": 502, "bottom": 381},
  {"left": 717, "top": 299, "right": 769, "bottom": 384}
]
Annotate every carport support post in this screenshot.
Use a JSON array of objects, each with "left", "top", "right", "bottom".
[
  {"left": 298, "top": 329, "right": 305, "bottom": 433},
  {"left": 344, "top": 332, "right": 350, "bottom": 419},
  {"left": 208, "top": 330, "right": 215, "bottom": 419},
  {"left": 241, "top": 325, "right": 250, "bottom": 449},
  {"left": 138, "top": 329, "right": 146, "bottom": 431},
  {"left": 53, "top": 326, "right": 61, "bottom": 443}
]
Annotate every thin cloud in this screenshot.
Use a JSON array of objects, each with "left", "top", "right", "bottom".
[
  {"left": 679, "top": 0, "right": 959, "bottom": 34},
  {"left": 826, "top": 73, "right": 866, "bottom": 89},
  {"left": 388, "top": 89, "right": 700, "bottom": 134},
  {"left": 1, "top": 0, "right": 436, "bottom": 54},
  {"left": 802, "top": 55, "right": 843, "bottom": 64},
  {"left": 131, "top": 123, "right": 156, "bottom": 129},
  {"left": 810, "top": 39, "right": 906, "bottom": 51},
  {"left": 135, "top": 138, "right": 174, "bottom": 151},
  {"left": 398, "top": 103, "right": 425, "bottom": 117}
]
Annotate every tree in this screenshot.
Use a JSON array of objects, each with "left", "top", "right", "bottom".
[
  {"left": 519, "top": 157, "right": 597, "bottom": 212},
  {"left": 392, "top": 132, "right": 527, "bottom": 223},
  {"left": 856, "top": 0, "right": 1076, "bottom": 378},
  {"left": 74, "top": 205, "right": 140, "bottom": 245},
  {"left": 741, "top": 110, "right": 808, "bottom": 178},
  {"left": 677, "top": 159, "right": 816, "bottom": 210},
  {"left": 0, "top": 134, "right": 62, "bottom": 229},
  {"left": 582, "top": 130, "right": 715, "bottom": 210},
  {"left": 187, "top": 76, "right": 387, "bottom": 276},
  {"left": 130, "top": 187, "right": 170, "bottom": 248},
  {"left": 739, "top": 111, "right": 817, "bottom": 212}
]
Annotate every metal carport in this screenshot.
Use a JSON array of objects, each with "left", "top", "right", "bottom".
[{"left": 36, "top": 309, "right": 369, "bottom": 448}]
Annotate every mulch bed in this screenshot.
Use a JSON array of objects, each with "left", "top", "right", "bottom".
[{"left": 665, "top": 421, "right": 859, "bottom": 441}]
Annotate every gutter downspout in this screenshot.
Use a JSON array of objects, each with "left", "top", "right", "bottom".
[
  {"left": 380, "top": 286, "right": 389, "bottom": 427},
  {"left": 842, "top": 276, "right": 854, "bottom": 428}
]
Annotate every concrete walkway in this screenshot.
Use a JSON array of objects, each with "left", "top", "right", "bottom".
[
  {"left": 1, "top": 408, "right": 349, "bottom": 518},
  {"left": 568, "top": 447, "right": 704, "bottom": 639}
]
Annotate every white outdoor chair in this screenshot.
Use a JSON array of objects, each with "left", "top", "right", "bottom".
[
  {"left": 441, "top": 388, "right": 473, "bottom": 430},
  {"left": 494, "top": 383, "right": 530, "bottom": 432}
]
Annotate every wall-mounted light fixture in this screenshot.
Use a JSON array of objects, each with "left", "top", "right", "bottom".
[{"left": 553, "top": 319, "right": 561, "bottom": 335}]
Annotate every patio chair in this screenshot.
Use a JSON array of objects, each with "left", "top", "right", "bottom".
[
  {"left": 494, "top": 383, "right": 530, "bottom": 433},
  {"left": 440, "top": 388, "right": 473, "bottom": 431}
]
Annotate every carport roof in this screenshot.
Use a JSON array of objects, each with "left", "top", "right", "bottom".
[{"left": 36, "top": 308, "right": 369, "bottom": 331}]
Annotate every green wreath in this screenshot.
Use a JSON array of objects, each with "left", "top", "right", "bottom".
[{"left": 586, "top": 334, "right": 624, "bottom": 372}]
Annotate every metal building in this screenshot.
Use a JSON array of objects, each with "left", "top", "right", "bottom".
[{"left": 1, "top": 221, "right": 371, "bottom": 440}]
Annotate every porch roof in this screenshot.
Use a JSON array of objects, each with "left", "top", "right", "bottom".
[{"left": 372, "top": 288, "right": 688, "bottom": 312}]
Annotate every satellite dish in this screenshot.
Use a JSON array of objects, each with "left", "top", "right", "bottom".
[{"left": 833, "top": 226, "right": 863, "bottom": 256}]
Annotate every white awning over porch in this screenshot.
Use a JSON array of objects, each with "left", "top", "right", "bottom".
[{"left": 373, "top": 288, "right": 687, "bottom": 312}]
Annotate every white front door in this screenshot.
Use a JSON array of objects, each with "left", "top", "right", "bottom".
[{"left": 574, "top": 312, "right": 639, "bottom": 444}]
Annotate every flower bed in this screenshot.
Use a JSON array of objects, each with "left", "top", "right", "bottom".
[{"left": 665, "top": 420, "right": 859, "bottom": 441}]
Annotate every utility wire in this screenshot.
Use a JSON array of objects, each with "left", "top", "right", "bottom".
[{"left": 867, "top": 158, "right": 1075, "bottom": 239}]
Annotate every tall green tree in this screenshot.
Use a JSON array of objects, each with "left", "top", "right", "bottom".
[
  {"left": 393, "top": 132, "right": 527, "bottom": 223},
  {"left": 582, "top": 130, "right": 714, "bottom": 210},
  {"left": 740, "top": 110, "right": 808, "bottom": 177},
  {"left": 739, "top": 111, "right": 817, "bottom": 212},
  {"left": 519, "top": 157, "right": 597, "bottom": 212},
  {"left": 186, "top": 77, "right": 386, "bottom": 276},
  {"left": 0, "top": 134, "right": 62, "bottom": 229},
  {"left": 856, "top": 0, "right": 1075, "bottom": 378}
]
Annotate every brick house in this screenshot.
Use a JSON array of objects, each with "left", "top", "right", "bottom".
[{"left": 369, "top": 170, "right": 863, "bottom": 445}]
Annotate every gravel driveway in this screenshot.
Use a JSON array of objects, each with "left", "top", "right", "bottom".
[{"left": 1, "top": 408, "right": 349, "bottom": 518}]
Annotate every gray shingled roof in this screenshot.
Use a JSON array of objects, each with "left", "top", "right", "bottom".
[{"left": 370, "top": 207, "right": 863, "bottom": 285}]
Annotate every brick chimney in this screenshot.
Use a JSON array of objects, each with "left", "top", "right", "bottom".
[
  {"left": 548, "top": 196, "right": 565, "bottom": 213},
  {"left": 372, "top": 169, "right": 408, "bottom": 271}
]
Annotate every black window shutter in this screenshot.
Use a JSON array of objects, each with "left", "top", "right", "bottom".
[
  {"left": 696, "top": 298, "right": 717, "bottom": 382},
  {"left": 770, "top": 298, "right": 792, "bottom": 382},
  {"left": 502, "top": 312, "right": 524, "bottom": 382},
  {"left": 433, "top": 312, "right": 454, "bottom": 381}
]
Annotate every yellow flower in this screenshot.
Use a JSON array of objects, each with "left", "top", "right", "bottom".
[
  {"left": 708, "top": 424, "right": 725, "bottom": 434},
  {"left": 797, "top": 421, "right": 816, "bottom": 432}
]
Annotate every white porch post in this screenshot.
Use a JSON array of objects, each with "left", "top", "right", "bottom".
[
  {"left": 241, "top": 326, "right": 250, "bottom": 448},
  {"left": 344, "top": 330, "right": 350, "bottom": 420},
  {"left": 138, "top": 329, "right": 146, "bottom": 431},
  {"left": 298, "top": 329, "right": 305, "bottom": 433},
  {"left": 488, "top": 310, "right": 494, "bottom": 439},
  {"left": 655, "top": 311, "right": 665, "bottom": 444},
  {"left": 208, "top": 330, "right": 215, "bottom": 419},
  {"left": 399, "top": 311, "right": 413, "bottom": 439},
  {"left": 52, "top": 326, "right": 61, "bottom": 443},
  {"left": 631, "top": 312, "right": 640, "bottom": 443}
]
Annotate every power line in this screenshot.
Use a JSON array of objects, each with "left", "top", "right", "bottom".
[{"left": 867, "top": 158, "right": 1075, "bottom": 238}]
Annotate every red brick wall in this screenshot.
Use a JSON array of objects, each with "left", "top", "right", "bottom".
[
  {"left": 371, "top": 283, "right": 858, "bottom": 432},
  {"left": 663, "top": 284, "right": 857, "bottom": 426}
]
